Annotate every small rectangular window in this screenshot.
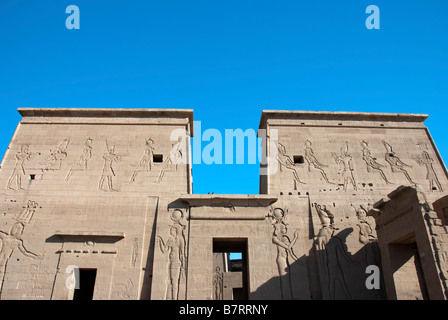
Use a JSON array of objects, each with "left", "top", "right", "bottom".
[
  {"left": 293, "top": 155, "right": 304, "bottom": 164},
  {"left": 153, "top": 154, "right": 163, "bottom": 163}
]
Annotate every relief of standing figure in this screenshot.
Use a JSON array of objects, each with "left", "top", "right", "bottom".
[
  {"left": 156, "top": 225, "right": 186, "bottom": 300},
  {"left": 332, "top": 141, "right": 357, "bottom": 191},
  {"left": 0, "top": 222, "right": 42, "bottom": 294},
  {"left": 270, "top": 208, "right": 299, "bottom": 300},
  {"left": 213, "top": 266, "right": 223, "bottom": 300},
  {"left": 314, "top": 203, "right": 353, "bottom": 300},
  {"left": 314, "top": 203, "right": 337, "bottom": 250},
  {"left": 415, "top": 151, "right": 443, "bottom": 192},
  {"left": 7, "top": 145, "right": 39, "bottom": 190},
  {"left": 98, "top": 141, "right": 127, "bottom": 192}
]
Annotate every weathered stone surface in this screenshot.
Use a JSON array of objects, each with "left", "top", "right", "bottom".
[{"left": 0, "top": 108, "right": 447, "bottom": 300}]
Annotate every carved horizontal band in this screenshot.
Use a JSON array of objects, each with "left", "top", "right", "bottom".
[{"left": 189, "top": 212, "right": 266, "bottom": 220}]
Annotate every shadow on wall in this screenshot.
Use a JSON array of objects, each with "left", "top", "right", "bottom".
[{"left": 252, "top": 227, "right": 387, "bottom": 300}]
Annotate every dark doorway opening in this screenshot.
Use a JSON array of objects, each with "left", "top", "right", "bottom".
[
  {"left": 213, "top": 238, "right": 249, "bottom": 300},
  {"left": 73, "top": 268, "right": 97, "bottom": 301},
  {"left": 389, "top": 235, "right": 429, "bottom": 300},
  {"left": 232, "top": 287, "right": 244, "bottom": 300}
]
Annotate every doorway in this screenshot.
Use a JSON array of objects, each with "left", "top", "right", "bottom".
[
  {"left": 213, "top": 238, "right": 249, "bottom": 300},
  {"left": 389, "top": 237, "right": 429, "bottom": 300},
  {"left": 73, "top": 268, "right": 97, "bottom": 300}
]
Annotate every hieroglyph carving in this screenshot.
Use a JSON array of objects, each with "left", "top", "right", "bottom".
[
  {"left": 98, "top": 140, "right": 127, "bottom": 192},
  {"left": 276, "top": 142, "right": 305, "bottom": 189},
  {"left": 7, "top": 145, "right": 40, "bottom": 190},
  {"left": 361, "top": 140, "right": 391, "bottom": 184},
  {"left": 269, "top": 207, "right": 299, "bottom": 300},
  {"left": 65, "top": 138, "right": 93, "bottom": 181},
  {"left": 382, "top": 140, "right": 415, "bottom": 184},
  {"left": 156, "top": 209, "right": 187, "bottom": 300},
  {"left": 416, "top": 140, "right": 429, "bottom": 150},
  {"left": 131, "top": 237, "right": 139, "bottom": 268},
  {"left": 332, "top": 141, "right": 357, "bottom": 191},
  {"left": 19, "top": 262, "right": 52, "bottom": 298},
  {"left": 414, "top": 151, "right": 443, "bottom": 192},
  {"left": 213, "top": 266, "right": 223, "bottom": 300},
  {"left": 305, "top": 140, "right": 333, "bottom": 184}
]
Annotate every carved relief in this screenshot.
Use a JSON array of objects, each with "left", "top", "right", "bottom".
[
  {"left": 332, "top": 141, "right": 357, "bottom": 191},
  {"left": 65, "top": 138, "right": 93, "bottom": 181},
  {"left": 39, "top": 139, "right": 70, "bottom": 180},
  {"left": 169, "top": 136, "right": 185, "bottom": 169},
  {"left": 431, "top": 232, "right": 448, "bottom": 291},
  {"left": 304, "top": 140, "right": 333, "bottom": 184},
  {"left": 157, "top": 136, "right": 185, "bottom": 183},
  {"left": 18, "top": 262, "right": 52, "bottom": 298},
  {"left": 314, "top": 203, "right": 336, "bottom": 250},
  {"left": 436, "top": 240, "right": 448, "bottom": 291},
  {"left": 276, "top": 142, "right": 305, "bottom": 189},
  {"left": 131, "top": 237, "right": 139, "bottom": 268},
  {"left": 416, "top": 189, "right": 448, "bottom": 296},
  {"left": 6, "top": 145, "right": 39, "bottom": 190},
  {"left": 414, "top": 151, "right": 443, "bottom": 192},
  {"left": 268, "top": 207, "right": 299, "bottom": 299},
  {"left": 53, "top": 231, "right": 124, "bottom": 255},
  {"left": 404, "top": 138, "right": 429, "bottom": 151},
  {"left": 416, "top": 140, "right": 429, "bottom": 150},
  {"left": 0, "top": 221, "right": 42, "bottom": 293},
  {"left": 353, "top": 204, "right": 383, "bottom": 299},
  {"left": 313, "top": 203, "right": 353, "bottom": 300},
  {"left": 84, "top": 240, "right": 96, "bottom": 248},
  {"left": 382, "top": 140, "right": 415, "bottom": 184},
  {"left": 16, "top": 200, "right": 39, "bottom": 225},
  {"left": 361, "top": 140, "right": 391, "bottom": 184},
  {"left": 119, "top": 279, "right": 136, "bottom": 300},
  {"left": 156, "top": 209, "right": 187, "bottom": 300},
  {"left": 213, "top": 266, "right": 223, "bottom": 300},
  {"left": 130, "top": 138, "right": 154, "bottom": 182},
  {"left": 354, "top": 205, "right": 377, "bottom": 245},
  {"left": 98, "top": 140, "right": 127, "bottom": 192}
]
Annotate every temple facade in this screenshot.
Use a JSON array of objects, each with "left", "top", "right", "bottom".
[{"left": 0, "top": 108, "right": 447, "bottom": 300}]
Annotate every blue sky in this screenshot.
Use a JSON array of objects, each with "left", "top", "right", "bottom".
[{"left": 0, "top": 0, "right": 447, "bottom": 195}]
